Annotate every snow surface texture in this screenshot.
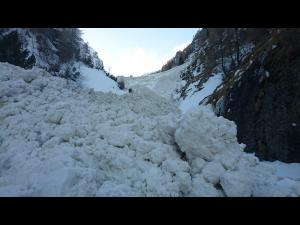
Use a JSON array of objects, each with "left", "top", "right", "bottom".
[
  {"left": 125, "top": 62, "right": 189, "bottom": 100},
  {"left": 0, "top": 62, "right": 299, "bottom": 197},
  {"left": 125, "top": 63, "right": 223, "bottom": 114},
  {"left": 79, "top": 65, "right": 125, "bottom": 95},
  {"left": 179, "top": 73, "right": 223, "bottom": 113}
]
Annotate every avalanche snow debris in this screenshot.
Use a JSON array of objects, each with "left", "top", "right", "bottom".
[
  {"left": 0, "top": 62, "right": 299, "bottom": 197},
  {"left": 202, "top": 161, "right": 226, "bottom": 185},
  {"left": 189, "top": 174, "right": 220, "bottom": 197},
  {"left": 175, "top": 106, "right": 242, "bottom": 161}
]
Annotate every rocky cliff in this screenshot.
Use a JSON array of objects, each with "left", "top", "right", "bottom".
[
  {"left": 0, "top": 28, "right": 105, "bottom": 80},
  {"left": 162, "top": 28, "right": 300, "bottom": 163}
]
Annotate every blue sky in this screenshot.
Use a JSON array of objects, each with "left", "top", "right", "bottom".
[{"left": 81, "top": 28, "right": 199, "bottom": 76}]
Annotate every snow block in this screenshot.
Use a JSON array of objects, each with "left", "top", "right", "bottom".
[{"left": 175, "top": 106, "right": 243, "bottom": 161}]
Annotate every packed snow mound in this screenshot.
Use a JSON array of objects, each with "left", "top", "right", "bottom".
[
  {"left": 174, "top": 106, "right": 300, "bottom": 197},
  {"left": 0, "top": 62, "right": 299, "bottom": 197},
  {"left": 79, "top": 65, "right": 125, "bottom": 95},
  {"left": 175, "top": 106, "right": 243, "bottom": 161},
  {"left": 0, "top": 63, "right": 187, "bottom": 196}
]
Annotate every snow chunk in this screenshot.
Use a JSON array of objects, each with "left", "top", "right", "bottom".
[
  {"left": 175, "top": 106, "right": 243, "bottom": 161},
  {"left": 161, "top": 159, "right": 190, "bottom": 174},
  {"left": 157, "top": 114, "right": 179, "bottom": 145},
  {"left": 107, "top": 132, "right": 131, "bottom": 148},
  {"left": 220, "top": 170, "right": 253, "bottom": 197},
  {"left": 202, "top": 161, "right": 226, "bottom": 185},
  {"left": 190, "top": 158, "right": 206, "bottom": 174},
  {"left": 46, "top": 110, "right": 64, "bottom": 124},
  {"left": 189, "top": 175, "right": 220, "bottom": 197}
]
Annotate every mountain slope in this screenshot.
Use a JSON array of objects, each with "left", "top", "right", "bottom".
[
  {"left": 79, "top": 65, "right": 124, "bottom": 94},
  {"left": 160, "top": 28, "right": 300, "bottom": 163},
  {"left": 0, "top": 28, "right": 107, "bottom": 80},
  {"left": 124, "top": 61, "right": 190, "bottom": 100}
]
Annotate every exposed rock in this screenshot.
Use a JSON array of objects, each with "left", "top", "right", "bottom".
[{"left": 164, "top": 28, "right": 300, "bottom": 162}]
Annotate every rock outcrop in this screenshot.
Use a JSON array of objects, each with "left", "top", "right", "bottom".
[{"left": 162, "top": 28, "right": 300, "bottom": 162}]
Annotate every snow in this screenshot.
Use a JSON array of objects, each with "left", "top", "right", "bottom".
[
  {"left": 202, "top": 161, "right": 226, "bottom": 185},
  {"left": 265, "top": 71, "right": 270, "bottom": 78},
  {"left": 79, "top": 65, "right": 125, "bottom": 95},
  {"left": 174, "top": 105, "right": 300, "bottom": 197},
  {"left": 175, "top": 106, "right": 243, "bottom": 161},
  {"left": 262, "top": 161, "right": 300, "bottom": 181},
  {"left": 240, "top": 43, "right": 255, "bottom": 60},
  {"left": 179, "top": 73, "right": 223, "bottom": 113},
  {"left": 125, "top": 62, "right": 189, "bottom": 100},
  {"left": 189, "top": 175, "right": 221, "bottom": 197},
  {"left": 0, "top": 62, "right": 299, "bottom": 197},
  {"left": 0, "top": 63, "right": 186, "bottom": 196}
]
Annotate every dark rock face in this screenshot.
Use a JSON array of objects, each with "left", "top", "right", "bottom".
[
  {"left": 0, "top": 30, "right": 36, "bottom": 69},
  {"left": 224, "top": 35, "right": 300, "bottom": 162},
  {"left": 163, "top": 28, "right": 300, "bottom": 162}
]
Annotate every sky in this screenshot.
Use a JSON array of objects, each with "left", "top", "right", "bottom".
[{"left": 81, "top": 28, "right": 199, "bottom": 77}]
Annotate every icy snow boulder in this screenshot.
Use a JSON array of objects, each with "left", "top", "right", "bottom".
[
  {"left": 220, "top": 170, "right": 253, "bottom": 197},
  {"left": 22, "top": 71, "right": 37, "bottom": 83},
  {"left": 189, "top": 174, "right": 221, "bottom": 197},
  {"left": 46, "top": 110, "right": 64, "bottom": 124},
  {"left": 213, "top": 147, "right": 244, "bottom": 170},
  {"left": 157, "top": 114, "right": 179, "bottom": 145},
  {"left": 202, "top": 161, "right": 226, "bottom": 185},
  {"left": 161, "top": 158, "right": 190, "bottom": 174},
  {"left": 175, "top": 106, "right": 244, "bottom": 161},
  {"left": 190, "top": 158, "right": 206, "bottom": 174},
  {"left": 107, "top": 131, "right": 131, "bottom": 148}
]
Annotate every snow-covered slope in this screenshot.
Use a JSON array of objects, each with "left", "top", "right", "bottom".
[
  {"left": 1, "top": 62, "right": 299, "bottom": 197},
  {"left": 125, "top": 61, "right": 223, "bottom": 114},
  {"left": 179, "top": 72, "right": 223, "bottom": 113},
  {"left": 125, "top": 62, "right": 189, "bottom": 100},
  {"left": 160, "top": 28, "right": 300, "bottom": 163},
  {"left": 79, "top": 65, "right": 125, "bottom": 95}
]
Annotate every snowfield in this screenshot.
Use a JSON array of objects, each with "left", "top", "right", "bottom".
[
  {"left": 79, "top": 65, "right": 125, "bottom": 95},
  {"left": 179, "top": 73, "right": 223, "bottom": 113},
  {"left": 0, "top": 62, "right": 299, "bottom": 197},
  {"left": 124, "top": 62, "right": 189, "bottom": 100}
]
